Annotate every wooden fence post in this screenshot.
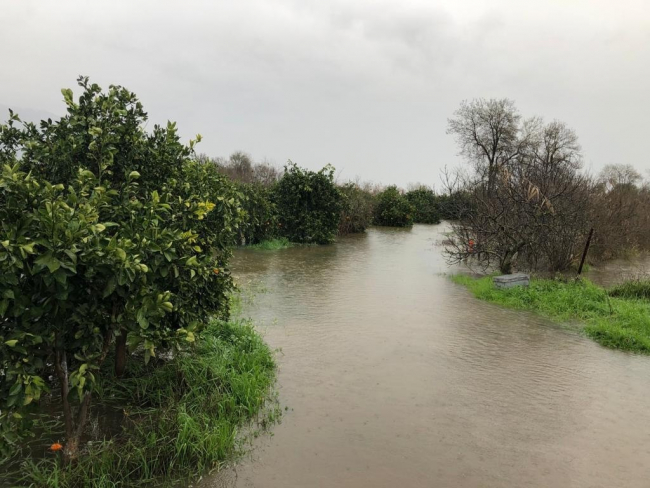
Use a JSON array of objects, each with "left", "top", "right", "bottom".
[{"left": 577, "top": 228, "right": 594, "bottom": 276}]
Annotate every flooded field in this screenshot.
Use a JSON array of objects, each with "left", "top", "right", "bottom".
[{"left": 206, "top": 225, "right": 650, "bottom": 488}]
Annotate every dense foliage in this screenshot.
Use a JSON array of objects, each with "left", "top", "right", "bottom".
[
  {"left": 373, "top": 186, "right": 414, "bottom": 227},
  {"left": 0, "top": 78, "right": 241, "bottom": 462},
  {"left": 273, "top": 163, "right": 343, "bottom": 244},
  {"left": 236, "top": 183, "right": 278, "bottom": 245},
  {"left": 338, "top": 183, "right": 375, "bottom": 235},
  {"left": 405, "top": 187, "right": 441, "bottom": 224}
]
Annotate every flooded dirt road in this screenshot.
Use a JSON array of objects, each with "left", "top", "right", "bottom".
[{"left": 206, "top": 225, "right": 650, "bottom": 488}]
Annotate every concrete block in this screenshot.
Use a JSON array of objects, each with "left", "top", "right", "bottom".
[{"left": 493, "top": 273, "right": 530, "bottom": 289}]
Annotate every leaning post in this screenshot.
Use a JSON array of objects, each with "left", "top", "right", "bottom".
[{"left": 577, "top": 228, "right": 594, "bottom": 276}]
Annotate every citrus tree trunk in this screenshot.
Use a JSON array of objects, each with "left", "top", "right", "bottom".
[{"left": 114, "top": 329, "right": 127, "bottom": 377}]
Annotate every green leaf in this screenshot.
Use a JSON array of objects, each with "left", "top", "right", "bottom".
[
  {"left": 20, "top": 242, "right": 37, "bottom": 255},
  {"left": 137, "top": 309, "right": 149, "bottom": 329},
  {"left": 35, "top": 252, "right": 61, "bottom": 273},
  {"left": 61, "top": 88, "right": 74, "bottom": 104},
  {"left": 103, "top": 277, "right": 117, "bottom": 298},
  {"left": 4, "top": 340, "right": 18, "bottom": 347},
  {"left": 9, "top": 382, "right": 22, "bottom": 396}
]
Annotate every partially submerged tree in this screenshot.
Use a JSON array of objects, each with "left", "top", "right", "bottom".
[
  {"left": 338, "top": 182, "right": 375, "bottom": 235},
  {"left": 445, "top": 101, "right": 591, "bottom": 273},
  {"left": 405, "top": 186, "right": 441, "bottom": 224},
  {"left": 373, "top": 186, "right": 414, "bottom": 227},
  {"left": 273, "top": 162, "right": 343, "bottom": 244}
]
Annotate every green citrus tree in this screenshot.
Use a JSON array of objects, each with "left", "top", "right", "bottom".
[
  {"left": 0, "top": 80, "right": 241, "bottom": 462},
  {"left": 273, "top": 163, "right": 343, "bottom": 244},
  {"left": 374, "top": 186, "right": 414, "bottom": 227},
  {"left": 405, "top": 186, "right": 441, "bottom": 224}
]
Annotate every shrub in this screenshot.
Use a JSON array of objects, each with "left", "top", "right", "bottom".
[
  {"left": 373, "top": 186, "right": 414, "bottom": 227},
  {"left": 0, "top": 79, "right": 240, "bottom": 462},
  {"left": 434, "top": 191, "right": 471, "bottom": 220},
  {"left": 273, "top": 163, "right": 343, "bottom": 244},
  {"left": 236, "top": 182, "right": 278, "bottom": 245},
  {"left": 338, "top": 183, "right": 375, "bottom": 235},
  {"left": 405, "top": 187, "right": 441, "bottom": 224}
]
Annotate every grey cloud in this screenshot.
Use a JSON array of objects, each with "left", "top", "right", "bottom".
[{"left": 1, "top": 0, "right": 649, "bottom": 186}]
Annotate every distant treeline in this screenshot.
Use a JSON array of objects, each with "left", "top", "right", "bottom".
[{"left": 196, "top": 151, "right": 465, "bottom": 245}]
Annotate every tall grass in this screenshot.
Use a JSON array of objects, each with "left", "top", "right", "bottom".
[
  {"left": 608, "top": 278, "right": 650, "bottom": 300},
  {"left": 452, "top": 275, "right": 650, "bottom": 353},
  {"left": 15, "top": 319, "right": 278, "bottom": 487}
]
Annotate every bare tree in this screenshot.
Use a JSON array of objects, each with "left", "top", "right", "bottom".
[
  {"left": 598, "top": 164, "right": 642, "bottom": 191},
  {"left": 447, "top": 99, "right": 527, "bottom": 194},
  {"left": 445, "top": 106, "right": 591, "bottom": 273},
  {"left": 590, "top": 164, "right": 647, "bottom": 259}
]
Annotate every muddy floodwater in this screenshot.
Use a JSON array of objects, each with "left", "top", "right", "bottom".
[{"left": 206, "top": 225, "right": 650, "bottom": 488}]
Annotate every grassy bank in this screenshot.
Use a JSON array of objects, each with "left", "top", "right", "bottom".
[
  {"left": 12, "top": 319, "right": 277, "bottom": 487},
  {"left": 452, "top": 275, "right": 650, "bottom": 354}
]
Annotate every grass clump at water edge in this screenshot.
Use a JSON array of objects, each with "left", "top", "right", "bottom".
[
  {"left": 13, "top": 318, "right": 278, "bottom": 487},
  {"left": 608, "top": 278, "right": 650, "bottom": 300},
  {"left": 247, "top": 238, "right": 292, "bottom": 250},
  {"left": 452, "top": 275, "right": 650, "bottom": 354}
]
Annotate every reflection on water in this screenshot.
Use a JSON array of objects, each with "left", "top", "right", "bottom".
[{"left": 205, "top": 225, "right": 650, "bottom": 488}]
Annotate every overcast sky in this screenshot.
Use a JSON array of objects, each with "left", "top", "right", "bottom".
[{"left": 2, "top": 0, "right": 649, "bottom": 187}]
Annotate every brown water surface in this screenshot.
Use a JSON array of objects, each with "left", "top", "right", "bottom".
[{"left": 205, "top": 225, "right": 650, "bottom": 488}]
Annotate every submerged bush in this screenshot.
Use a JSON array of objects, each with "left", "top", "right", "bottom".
[
  {"left": 433, "top": 191, "right": 472, "bottom": 221},
  {"left": 273, "top": 163, "right": 343, "bottom": 244},
  {"left": 373, "top": 186, "right": 414, "bottom": 227},
  {"left": 237, "top": 183, "right": 278, "bottom": 245},
  {"left": 405, "top": 187, "right": 441, "bottom": 224},
  {"left": 338, "top": 183, "right": 375, "bottom": 235}
]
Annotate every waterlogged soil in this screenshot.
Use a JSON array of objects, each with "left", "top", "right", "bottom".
[{"left": 205, "top": 225, "right": 650, "bottom": 488}]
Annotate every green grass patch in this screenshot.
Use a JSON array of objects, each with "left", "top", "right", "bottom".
[
  {"left": 609, "top": 279, "right": 650, "bottom": 300},
  {"left": 13, "top": 318, "right": 278, "bottom": 487},
  {"left": 452, "top": 275, "right": 650, "bottom": 354},
  {"left": 247, "top": 238, "right": 292, "bottom": 250}
]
